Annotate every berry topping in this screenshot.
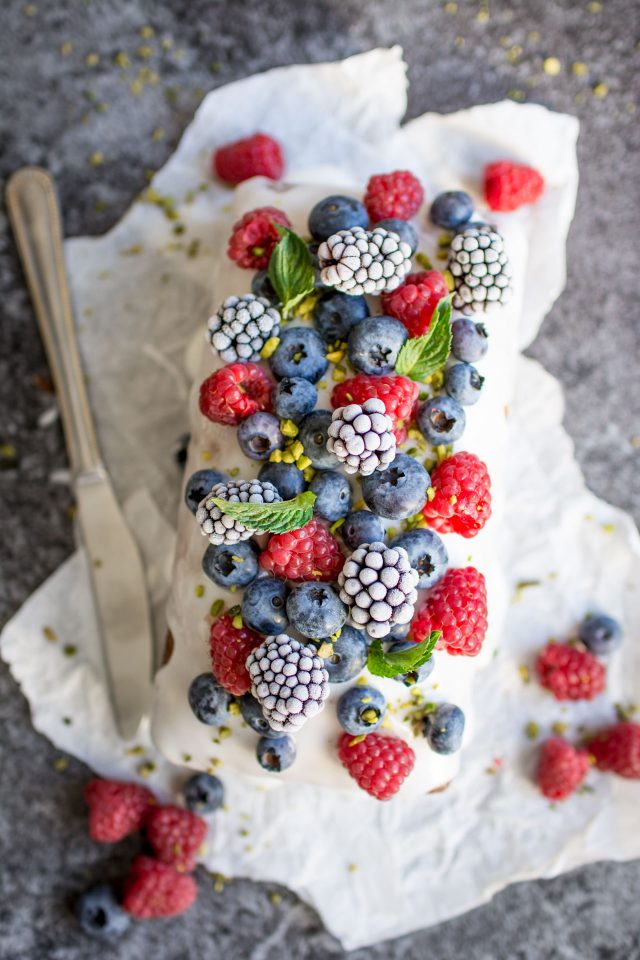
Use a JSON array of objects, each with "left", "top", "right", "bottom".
[
  {"left": 75, "top": 884, "right": 131, "bottom": 940},
  {"left": 318, "top": 226, "right": 412, "bottom": 296},
  {"left": 390, "top": 639, "right": 436, "bottom": 685},
  {"left": 227, "top": 206, "right": 291, "bottom": 270},
  {"left": 444, "top": 362, "right": 485, "bottom": 405},
  {"left": 421, "top": 451, "right": 492, "bottom": 538},
  {"left": 429, "top": 191, "right": 474, "bottom": 230},
  {"left": 213, "top": 132, "right": 284, "bottom": 185},
  {"left": 241, "top": 575, "right": 290, "bottom": 636},
  {"left": 256, "top": 734, "right": 297, "bottom": 771},
  {"left": 258, "top": 461, "right": 305, "bottom": 501},
  {"left": 361, "top": 452, "right": 430, "bottom": 520},
  {"left": 182, "top": 773, "right": 225, "bottom": 814},
  {"left": 484, "top": 160, "right": 544, "bottom": 212},
  {"left": 313, "top": 289, "right": 370, "bottom": 343},
  {"left": 145, "top": 804, "right": 207, "bottom": 873},
  {"left": 347, "top": 315, "right": 408, "bottom": 377},
  {"left": 321, "top": 624, "right": 369, "bottom": 682},
  {"left": 206, "top": 294, "right": 280, "bottom": 364},
  {"left": 309, "top": 469, "right": 352, "bottom": 521},
  {"left": 373, "top": 218, "right": 418, "bottom": 254},
  {"left": 381, "top": 270, "right": 449, "bottom": 338},
  {"left": 411, "top": 566, "right": 488, "bottom": 657},
  {"left": 84, "top": 779, "right": 155, "bottom": 843},
  {"left": 337, "top": 685, "right": 386, "bottom": 735},
  {"left": 448, "top": 224, "right": 512, "bottom": 314},
  {"left": 237, "top": 411, "right": 284, "bottom": 460},
  {"left": 535, "top": 643, "right": 606, "bottom": 701},
  {"left": 451, "top": 318, "right": 489, "bottom": 362},
  {"left": 259, "top": 517, "right": 344, "bottom": 582},
  {"left": 390, "top": 528, "right": 448, "bottom": 590},
  {"left": 239, "top": 693, "right": 281, "bottom": 738},
  {"left": 363, "top": 170, "right": 424, "bottom": 222},
  {"left": 298, "top": 410, "right": 341, "bottom": 469},
  {"left": 341, "top": 509, "right": 386, "bottom": 551},
  {"left": 339, "top": 541, "right": 419, "bottom": 639},
  {"left": 578, "top": 613, "right": 623, "bottom": 656},
  {"left": 327, "top": 399, "right": 397, "bottom": 476},
  {"left": 286, "top": 581, "right": 347, "bottom": 639},
  {"left": 209, "top": 612, "right": 262, "bottom": 696},
  {"left": 331, "top": 373, "right": 419, "bottom": 445},
  {"left": 537, "top": 738, "right": 590, "bottom": 800},
  {"left": 199, "top": 362, "right": 273, "bottom": 427},
  {"left": 586, "top": 722, "right": 640, "bottom": 779},
  {"left": 337, "top": 731, "right": 415, "bottom": 800},
  {"left": 184, "top": 468, "right": 227, "bottom": 514},
  {"left": 269, "top": 326, "right": 328, "bottom": 383},
  {"left": 188, "top": 673, "right": 231, "bottom": 725},
  {"left": 246, "top": 634, "right": 329, "bottom": 731},
  {"left": 308, "top": 194, "right": 369, "bottom": 242},
  {"left": 122, "top": 856, "right": 197, "bottom": 918},
  {"left": 272, "top": 376, "right": 318, "bottom": 421},
  {"left": 417, "top": 395, "right": 466, "bottom": 446},
  {"left": 196, "top": 478, "right": 281, "bottom": 545},
  {"left": 202, "top": 539, "right": 259, "bottom": 589},
  {"left": 423, "top": 703, "right": 465, "bottom": 754}
]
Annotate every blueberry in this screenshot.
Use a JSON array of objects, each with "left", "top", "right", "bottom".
[
  {"left": 451, "top": 319, "right": 489, "bottom": 362},
  {"left": 239, "top": 693, "right": 281, "bottom": 738},
  {"left": 579, "top": 614, "right": 623, "bottom": 655},
  {"left": 286, "top": 582, "right": 347, "bottom": 639},
  {"left": 273, "top": 376, "right": 318, "bottom": 421},
  {"left": 390, "top": 640, "right": 436, "bottom": 686},
  {"left": 298, "top": 409, "right": 340, "bottom": 469},
  {"left": 337, "top": 685, "right": 386, "bottom": 735},
  {"left": 241, "top": 576, "right": 290, "bottom": 635},
  {"left": 361, "top": 452, "right": 430, "bottom": 520},
  {"left": 341, "top": 509, "right": 386, "bottom": 550},
  {"left": 75, "top": 885, "right": 131, "bottom": 940},
  {"left": 424, "top": 703, "right": 465, "bottom": 754},
  {"left": 188, "top": 673, "right": 230, "bottom": 725},
  {"left": 388, "top": 620, "right": 411, "bottom": 641},
  {"left": 183, "top": 772, "right": 224, "bottom": 813},
  {"left": 390, "top": 528, "right": 448, "bottom": 589},
  {"left": 237, "top": 411, "right": 284, "bottom": 460},
  {"left": 258, "top": 461, "right": 306, "bottom": 501},
  {"left": 347, "top": 316, "right": 408, "bottom": 376},
  {"left": 184, "top": 469, "right": 228, "bottom": 514},
  {"left": 417, "top": 396, "right": 466, "bottom": 445},
  {"left": 429, "top": 191, "right": 474, "bottom": 230},
  {"left": 322, "top": 625, "right": 369, "bottom": 682},
  {"left": 310, "top": 470, "right": 352, "bottom": 522},
  {"left": 269, "top": 326, "right": 328, "bottom": 383},
  {"left": 308, "top": 194, "right": 369, "bottom": 241},
  {"left": 445, "top": 362, "right": 484, "bottom": 405},
  {"left": 251, "top": 268, "right": 277, "bottom": 303},
  {"left": 313, "top": 290, "right": 370, "bottom": 343},
  {"left": 374, "top": 218, "right": 418, "bottom": 253},
  {"left": 202, "top": 540, "right": 259, "bottom": 589},
  {"left": 256, "top": 734, "right": 296, "bottom": 771}
]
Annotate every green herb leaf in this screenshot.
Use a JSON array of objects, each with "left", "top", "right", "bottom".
[
  {"left": 395, "top": 295, "right": 453, "bottom": 382},
  {"left": 367, "top": 630, "right": 440, "bottom": 680},
  {"left": 212, "top": 490, "right": 316, "bottom": 535},
  {"left": 268, "top": 227, "right": 315, "bottom": 318}
]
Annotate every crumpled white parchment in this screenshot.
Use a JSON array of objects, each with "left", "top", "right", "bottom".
[{"left": 2, "top": 49, "right": 639, "bottom": 949}]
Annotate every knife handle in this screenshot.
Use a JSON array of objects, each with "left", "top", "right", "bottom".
[{"left": 6, "top": 167, "right": 103, "bottom": 477}]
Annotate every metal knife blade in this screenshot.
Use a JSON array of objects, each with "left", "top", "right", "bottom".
[{"left": 6, "top": 167, "right": 153, "bottom": 740}]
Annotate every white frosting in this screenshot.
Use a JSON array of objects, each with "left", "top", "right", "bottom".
[{"left": 151, "top": 172, "right": 527, "bottom": 798}]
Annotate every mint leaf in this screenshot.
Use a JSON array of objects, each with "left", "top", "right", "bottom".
[
  {"left": 268, "top": 227, "right": 315, "bottom": 319},
  {"left": 395, "top": 295, "right": 453, "bottom": 382},
  {"left": 367, "top": 630, "right": 440, "bottom": 680},
  {"left": 212, "top": 490, "right": 316, "bottom": 534}
]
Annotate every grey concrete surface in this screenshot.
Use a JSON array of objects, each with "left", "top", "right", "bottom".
[{"left": 1, "top": 1, "right": 639, "bottom": 958}]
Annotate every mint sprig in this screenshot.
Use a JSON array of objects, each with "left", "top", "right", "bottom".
[
  {"left": 212, "top": 490, "right": 316, "bottom": 535},
  {"left": 395, "top": 295, "right": 453, "bottom": 382},
  {"left": 367, "top": 630, "right": 440, "bottom": 680},
  {"left": 268, "top": 226, "right": 315, "bottom": 319}
]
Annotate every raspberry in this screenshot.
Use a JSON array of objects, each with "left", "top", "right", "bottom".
[
  {"left": 331, "top": 374, "right": 418, "bottom": 444},
  {"left": 363, "top": 170, "right": 424, "bottom": 223},
  {"left": 213, "top": 132, "right": 284, "bottom": 185},
  {"left": 145, "top": 805, "right": 207, "bottom": 873},
  {"left": 227, "top": 206, "right": 292, "bottom": 270},
  {"left": 586, "top": 722, "right": 640, "bottom": 778},
  {"left": 259, "top": 518, "right": 344, "bottom": 582},
  {"left": 337, "top": 732, "right": 415, "bottom": 800},
  {"left": 122, "top": 856, "right": 197, "bottom": 918},
  {"left": 381, "top": 270, "right": 449, "bottom": 338},
  {"left": 537, "top": 738, "right": 590, "bottom": 800},
  {"left": 484, "top": 160, "right": 545, "bottom": 212},
  {"left": 199, "top": 362, "right": 273, "bottom": 426},
  {"left": 209, "top": 612, "right": 262, "bottom": 696},
  {"left": 421, "top": 452, "right": 492, "bottom": 538},
  {"left": 535, "top": 643, "right": 606, "bottom": 701},
  {"left": 85, "top": 779, "right": 155, "bottom": 843},
  {"left": 411, "top": 566, "right": 488, "bottom": 657}
]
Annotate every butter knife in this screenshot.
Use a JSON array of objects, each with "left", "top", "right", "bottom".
[{"left": 6, "top": 167, "right": 153, "bottom": 740}]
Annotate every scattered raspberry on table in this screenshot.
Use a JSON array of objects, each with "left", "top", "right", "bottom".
[
  {"left": 364, "top": 170, "right": 424, "bottom": 222},
  {"left": 85, "top": 778, "right": 155, "bottom": 843},
  {"left": 484, "top": 160, "right": 544, "bottom": 212},
  {"left": 331, "top": 373, "right": 419, "bottom": 445},
  {"left": 199, "top": 362, "right": 273, "bottom": 426},
  {"left": 227, "top": 206, "right": 291, "bottom": 269},
  {"left": 145, "top": 804, "right": 207, "bottom": 873},
  {"left": 213, "top": 132, "right": 284, "bottom": 185},
  {"left": 259, "top": 518, "right": 344, "bottom": 582},
  {"left": 411, "top": 566, "right": 488, "bottom": 656},
  {"left": 535, "top": 642, "right": 606, "bottom": 701},
  {"left": 381, "top": 270, "right": 450, "bottom": 338},
  {"left": 209, "top": 612, "right": 262, "bottom": 696},
  {"left": 337, "top": 731, "right": 415, "bottom": 800},
  {"left": 421, "top": 451, "right": 492, "bottom": 538},
  {"left": 537, "top": 737, "right": 590, "bottom": 800},
  {"left": 122, "top": 856, "right": 197, "bottom": 918},
  {"left": 586, "top": 722, "right": 640, "bottom": 778}
]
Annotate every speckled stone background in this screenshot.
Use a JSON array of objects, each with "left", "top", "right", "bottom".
[{"left": 1, "top": 0, "right": 639, "bottom": 957}]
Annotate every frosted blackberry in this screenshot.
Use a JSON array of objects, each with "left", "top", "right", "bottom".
[
  {"left": 195, "top": 478, "right": 281, "bottom": 545},
  {"left": 246, "top": 635, "right": 329, "bottom": 732},
  {"left": 327, "top": 399, "right": 396, "bottom": 476},
  {"left": 338, "top": 542, "right": 419, "bottom": 639},
  {"left": 447, "top": 224, "right": 512, "bottom": 313},
  {"left": 317, "top": 226, "right": 411, "bottom": 296},
  {"left": 206, "top": 294, "right": 280, "bottom": 363}
]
